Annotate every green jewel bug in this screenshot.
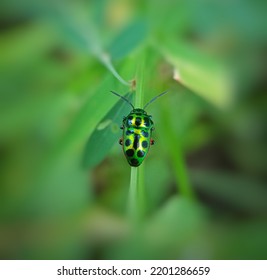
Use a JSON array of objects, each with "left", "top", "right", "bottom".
[{"left": 111, "top": 90, "right": 168, "bottom": 167}]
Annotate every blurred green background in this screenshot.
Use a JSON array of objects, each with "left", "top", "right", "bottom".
[{"left": 0, "top": 0, "right": 267, "bottom": 259}]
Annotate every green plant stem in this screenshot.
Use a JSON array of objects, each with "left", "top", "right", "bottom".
[
  {"left": 135, "top": 58, "right": 145, "bottom": 108},
  {"left": 128, "top": 167, "right": 138, "bottom": 221},
  {"left": 128, "top": 164, "right": 146, "bottom": 223},
  {"left": 128, "top": 52, "right": 146, "bottom": 224},
  {"left": 137, "top": 163, "right": 145, "bottom": 217}
]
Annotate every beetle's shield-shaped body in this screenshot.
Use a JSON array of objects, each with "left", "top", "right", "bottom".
[{"left": 122, "top": 108, "right": 154, "bottom": 167}]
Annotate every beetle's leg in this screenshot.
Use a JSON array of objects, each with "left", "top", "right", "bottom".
[
  {"left": 119, "top": 138, "right": 123, "bottom": 145},
  {"left": 150, "top": 139, "right": 155, "bottom": 145}
]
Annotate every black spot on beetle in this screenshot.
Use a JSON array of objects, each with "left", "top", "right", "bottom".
[
  {"left": 141, "top": 130, "right": 149, "bottom": 137},
  {"left": 126, "top": 149, "right": 134, "bottom": 157},
  {"left": 144, "top": 117, "right": 150, "bottom": 127},
  {"left": 142, "top": 141, "right": 148, "bottom": 148},
  {"left": 126, "top": 116, "right": 134, "bottom": 126},
  {"left": 126, "top": 130, "right": 133, "bottom": 136},
  {"left": 130, "top": 158, "right": 139, "bottom": 166},
  {"left": 133, "top": 134, "right": 140, "bottom": 149},
  {"left": 137, "top": 150, "right": 145, "bottom": 157},
  {"left": 125, "top": 139, "right": 131, "bottom": 146},
  {"left": 135, "top": 117, "right": 142, "bottom": 126}
]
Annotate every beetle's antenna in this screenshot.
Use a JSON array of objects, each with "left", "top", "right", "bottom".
[
  {"left": 143, "top": 91, "right": 168, "bottom": 110},
  {"left": 110, "top": 91, "right": 134, "bottom": 109}
]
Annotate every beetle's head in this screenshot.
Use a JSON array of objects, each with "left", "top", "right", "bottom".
[{"left": 131, "top": 108, "right": 147, "bottom": 114}]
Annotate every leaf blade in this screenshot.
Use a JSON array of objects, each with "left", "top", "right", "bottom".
[{"left": 83, "top": 92, "right": 133, "bottom": 168}]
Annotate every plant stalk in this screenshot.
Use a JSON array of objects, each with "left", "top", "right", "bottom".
[{"left": 128, "top": 52, "right": 146, "bottom": 224}]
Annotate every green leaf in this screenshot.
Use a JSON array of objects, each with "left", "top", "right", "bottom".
[
  {"left": 83, "top": 92, "right": 132, "bottom": 168},
  {"left": 158, "top": 39, "right": 233, "bottom": 108}
]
